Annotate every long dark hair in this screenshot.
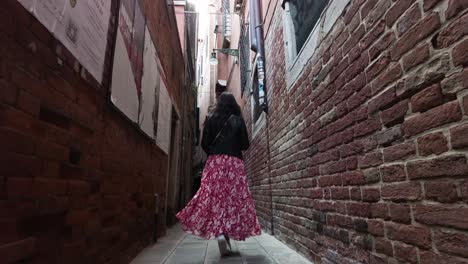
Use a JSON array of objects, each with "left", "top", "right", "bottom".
[{"left": 211, "top": 92, "right": 241, "bottom": 122}]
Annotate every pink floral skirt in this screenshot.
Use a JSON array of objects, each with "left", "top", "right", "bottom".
[{"left": 176, "top": 154, "right": 261, "bottom": 240}]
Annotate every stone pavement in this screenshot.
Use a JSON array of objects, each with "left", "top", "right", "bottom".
[{"left": 130, "top": 224, "right": 314, "bottom": 264}]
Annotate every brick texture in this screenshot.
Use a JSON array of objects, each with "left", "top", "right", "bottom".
[
  {"left": 386, "top": 222, "right": 432, "bottom": 248},
  {"left": 435, "top": 230, "right": 468, "bottom": 258},
  {"left": 239, "top": 0, "right": 468, "bottom": 263},
  {"left": 410, "top": 83, "right": 444, "bottom": 113},
  {"left": 451, "top": 124, "right": 468, "bottom": 149},
  {"left": 464, "top": 95, "right": 468, "bottom": 114},
  {"left": 394, "top": 242, "right": 418, "bottom": 263},
  {"left": 388, "top": 203, "right": 411, "bottom": 224},
  {"left": 425, "top": 181, "right": 459, "bottom": 203},
  {"left": 402, "top": 101, "right": 462, "bottom": 137},
  {"left": 396, "top": 3, "right": 421, "bottom": 37},
  {"left": 452, "top": 37, "right": 468, "bottom": 67},
  {"left": 402, "top": 43, "right": 430, "bottom": 72},
  {"left": 390, "top": 12, "right": 440, "bottom": 60},
  {"left": 435, "top": 13, "right": 468, "bottom": 49},
  {"left": 446, "top": 0, "right": 468, "bottom": 20},
  {"left": 417, "top": 132, "right": 448, "bottom": 156},
  {"left": 407, "top": 155, "right": 468, "bottom": 179},
  {"left": 415, "top": 204, "right": 468, "bottom": 230},
  {"left": 381, "top": 165, "right": 406, "bottom": 182}
]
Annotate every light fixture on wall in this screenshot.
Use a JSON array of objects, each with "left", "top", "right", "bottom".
[
  {"left": 210, "top": 51, "right": 218, "bottom": 65},
  {"left": 209, "top": 48, "right": 239, "bottom": 66}
]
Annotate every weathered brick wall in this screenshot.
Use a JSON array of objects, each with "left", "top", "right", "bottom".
[
  {"left": 243, "top": 0, "right": 468, "bottom": 263},
  {"left": 243, "top": 104, "right": 273, "bottom": 234},
  {"left": 143, "top": 0, "right": 185, "bottom": 113},
  {"left": 0, "top": 0, "right": 186, "bottom": 263}
]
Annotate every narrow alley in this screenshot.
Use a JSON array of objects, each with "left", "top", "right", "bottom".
[{"left": 1, "top": 0, "right": 468, "bottom": 264}]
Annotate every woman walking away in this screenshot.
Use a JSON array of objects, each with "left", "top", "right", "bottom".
[{"left": 176, "top": 92, "right": 261, "bottom": 256}]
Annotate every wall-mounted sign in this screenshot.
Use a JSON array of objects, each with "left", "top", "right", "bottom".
[
  {"left": 18, "top": 0, "right": 174, "bottom": 153},
  {"left": 110, "top": 0, "right": 140, "bottom": 123},
  {"left": 17, "top": 0, "right": 111, "bottom": 83},
  {"left": 139, "top": 27, "right": 161, "bottom": 138},
  {"left": 156, "top": 79, "right": 172, "bottom": 154},
  {"left": 111, "top": 0, "right": 172, "bottom": 150}
]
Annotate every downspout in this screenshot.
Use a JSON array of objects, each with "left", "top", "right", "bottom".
[
  {"left": 252, "top": 0, "right": 274, "bottom": 236},
  {"left": 251, "top": 0, "right": 266, "bottom": 112},
  {"left": 253, "top": 0, "right": 265, "bottom": 75}
]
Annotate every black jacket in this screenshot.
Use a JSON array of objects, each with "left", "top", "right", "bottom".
[{"left": 201, "top": 114, "right": 250, "bottom": 159}]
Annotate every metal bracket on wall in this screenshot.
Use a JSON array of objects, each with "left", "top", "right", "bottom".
[
  {"left": 174, "top": 11, "right": 240, "bottom": 15},
  {"left": 213, "top": 48, "right": 239, "bottom": 57}
]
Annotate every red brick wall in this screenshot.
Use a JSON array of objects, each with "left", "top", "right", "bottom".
[
  {"left": 243, "top": 0, "right": 468, "bottom": 263},
  {"left": 0, "top": 0, "right": 186, "bottom": 263},
  {"left": 142, "top": 0, "right": 185, "bottom": 113}
]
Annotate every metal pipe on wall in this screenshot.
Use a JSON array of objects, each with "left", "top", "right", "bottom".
[{"left": 251, "top": 0, "right": 274, "bottom": 236}]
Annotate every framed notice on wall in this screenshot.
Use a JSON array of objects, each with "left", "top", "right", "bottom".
[
  {"left": 156, "top": 79, "right": 172, "bottom": 154},
  {"left": 16, "top": 0, "right": 112, "bottom": 83},
  {"left": 139, "top": 26, "right": 161, "bottom": 138},
  {"left": 110, "top": 0, "right": 140, "bottom": 123},
  {"left": 110, "top": 0, "right": 169, "bottom": 144}
]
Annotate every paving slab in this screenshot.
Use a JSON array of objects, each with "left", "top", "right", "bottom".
[{"left": 131, "top": 224, "right": 314, "bottom": 264}]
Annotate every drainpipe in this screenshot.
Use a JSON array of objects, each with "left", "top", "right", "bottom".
[
  {"left": 252, "top": 0, "right": 274, "bottom": 236},
  {"left": 252, "top": 0, "right": 265, "bottom": 110},
  {"left": 252, "top": 0, "right": 265, "bottom": 71}
]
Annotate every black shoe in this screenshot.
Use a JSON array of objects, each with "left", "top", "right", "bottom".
[
  {"left": 217, "top": 235, "right": 229, "bottom": 256},
  {"left": 225, "top": 235, "right": 232, "bottom": 250}
]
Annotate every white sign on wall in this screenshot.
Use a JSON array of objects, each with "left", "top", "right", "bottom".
[
  {"left": 156, "top": 79, "right": 172, "bottom": 154},
  {"left": 17, "top": 0, "right": 34, "bottom": 11},
  {"left": 34, "top": 0, "right": 66, "bottom": 30},
  {"left": 16, "top": 0, "right": 111, "bottom": 83},
  {"left": 110, "top": 0, "right": 167, "bottom": 142},
  {"left": 110, "top": 1, "right": 139, "bottom": 123},
  {"left": 139, "top": 27, "right": 161, "bottom": 138}
]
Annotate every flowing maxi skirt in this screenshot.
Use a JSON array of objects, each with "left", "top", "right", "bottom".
[{"left": 176, "top": 154, "right": 262, "bottom": 240}]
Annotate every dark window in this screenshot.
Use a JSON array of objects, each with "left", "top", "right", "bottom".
[
  {"left": 252, "top": 68, "right": 262, "bottom": 123},
  {"left": 288, "top": 0, "right": 329, "bottom": 54}
]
